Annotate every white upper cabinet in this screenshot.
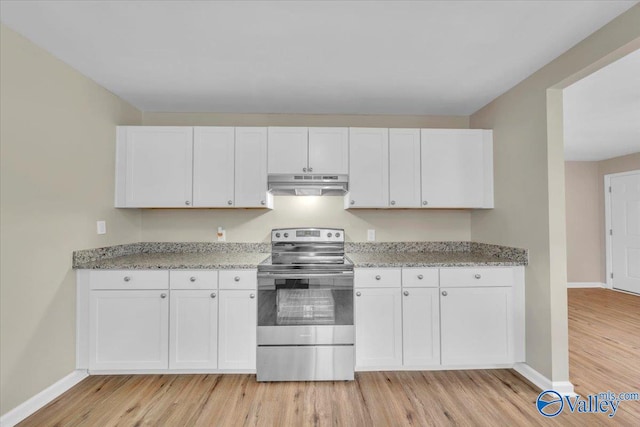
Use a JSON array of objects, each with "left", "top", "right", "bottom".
[
  {"left": 193, "top": 127, "right": 235, "bottom": 207},
  {"left": 235, "top": 127, "right": 270, "bottom": 207},
  {"left": 308, "top": 127, "right": 349, "bottom": 174},
  {"left": 267, "top": 127, "right": 308, "bottom": 174},
  {"left": 348, "top": 128, "right": 389, "bottom": 208},
  {"left": 420, "top": 129, "right": 493, "bottom": 208},
  {"left": 389, "top": 129, "right": 421, "bottom": 208},
  {"left": 116, "top": 126, "right": 193, "bottom": 208}
]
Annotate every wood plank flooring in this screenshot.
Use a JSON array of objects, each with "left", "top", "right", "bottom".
[{"left": 18, "top": 288, "right": 640, "bottom": 426}]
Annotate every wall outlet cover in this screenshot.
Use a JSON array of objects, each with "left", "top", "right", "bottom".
[
  {"left": 96, "top": 221, "right": 106, "bottom": 235},
  {"left": 367, "top": 229, "right": 375, "bottom": 241}
]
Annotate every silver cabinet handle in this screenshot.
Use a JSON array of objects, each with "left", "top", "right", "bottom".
[
  {"left": 356, "top": 291, "right": 362, "bottom": 297},
  {"left": 123, "top": 276, "right": 131, "bottom": 282},
  {"left": 303, "top": 167, "right": 307, "bottom": 172},
  {"left": 210, "top": 292, "right": 216, "bottom": 298},
  {"left": 417, "top": 274, "right": 423, "bottom": 280},
  {"left": 234, "top": 276, "right": 240, "bottom": 282},
  {"left": 403, "top": 291, "right": 409, "bottom": 296},
  {"left": 422, "top": 201, "right": 428, "bottom": 206},
  {"left": 261, "top": 200, "right": 266, "bottom": 205},
  {"left": 390, "top": 201, "right": 396, "bottom": 205},
  {"left": 249, "top": 293, "right": 255, "bottom": 299},
  {"left": 190, "top": 276, "right": 196, "bottom": 282},
  {"left": 474, "top": 274, "right": 482, "bottom": 279},
  {"left": 375, "top": 275, "right": 381, "bottom": 280},
  {"left": 350, "top": 200, "right": 355, "bottom": 205},
  {"left": 185, "top": 200, "right": 191, "bottom": 206},
  {"left": 227, "top": 200, "right": 233, "bottom": 205},
  {"left": 161, "top": 293, "right": 167, "bottom": 298},
  {"left": 441, "top": 291, "right": 448, "bottom": 296}
]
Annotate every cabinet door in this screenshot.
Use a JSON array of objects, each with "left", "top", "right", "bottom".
[
  {"left": 440, "top": 287, "right": 513, "bottom": 365},
  {"left": 420, "top": 129, "right": 485, "bottom": 208},
  {"left": 170, "top": 290, "right": 218, "bottom": 369},
  {"left": 389, "top": 129, "right": 421, "bottom": 208},
  {"left": 348, "top": 128, "right": 389, "bottom": 208},
  {"left": 267, "top": 127, "right": 308, "bottom": 174},
  {"left": 355, "top": 287, "right": 402, "bottom": 369},
  {"left": 308, "top": 127, "right": 349, "bottom": 174},
  {"left": 402, "top": 287, "right": 440, "bottom": 367},
  {"left": 235, "top": 127, "right": 269, "bottom": 207},
  {"left": 89, "top": 290, "right": 169, "bottom": 370},
  {"left": 218, "top": 290, "right": 257, "bottom": 370},
  {"left": 119, "top": 126, "right": 193, "bottom": 208},
  {"left": 192, "top": 127, "right": 235, "bottom": 207}
]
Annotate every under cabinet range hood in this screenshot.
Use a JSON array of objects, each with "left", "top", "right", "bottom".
[{"left": 268, "top": 174, "right": 348, "bottom": 196}]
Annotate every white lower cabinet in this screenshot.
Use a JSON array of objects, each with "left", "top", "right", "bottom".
[
  {"left": 89, "top": 290, "right": 169, "bottom": 371},
  {"left": 440, "top": 287, "right": 513, "bottom": 365},
  {"left": 218, "top": 289, "right": 257, "bottom": 370},
  {"left": 169, "top": 290, "right": 218, "bottom": 369},
  {"left": 355, "top": 287, "right": 403, "bottom": 369},
  {"left": 402, "top": 287, "right": 440, "bottom": 367}
]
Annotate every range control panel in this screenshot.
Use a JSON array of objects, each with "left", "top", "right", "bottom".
[{"left": 271, "top": 228, "right": 344, "bottom": 243}]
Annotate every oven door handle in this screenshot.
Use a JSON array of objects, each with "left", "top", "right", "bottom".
[{"left": 257, "top": 272, "right": 354, "bottom": 280}]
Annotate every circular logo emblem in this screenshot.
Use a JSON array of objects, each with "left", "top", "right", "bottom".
[{"left": 537, "top": 390, "right": 564, "bottom": 417}]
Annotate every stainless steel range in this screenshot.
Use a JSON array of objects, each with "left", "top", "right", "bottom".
[{"left": 256, "top": 228, "right": 354, "bottom": 381}]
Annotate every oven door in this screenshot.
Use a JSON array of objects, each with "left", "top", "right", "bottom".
[{"left": 257, "top": 271, "right": 354, "bottom": 346}]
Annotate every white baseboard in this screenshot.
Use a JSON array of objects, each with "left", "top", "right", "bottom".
[
  {"left": 567, "top": 282, "right": 605, "bottom": 288},
  {"left": 513, "top": 363, "right": 575, "bottom": 396},
  {"left": 0, "top": 370, "right": 88, "bottom": 427}
]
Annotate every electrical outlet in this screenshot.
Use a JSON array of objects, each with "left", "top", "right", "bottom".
[
  {"left": 97, "top": 220, "right": 107, "bottom": 235},
  {"left": 217, "top": 226, "right": 226, "bottom": 242},
  {"left": 367, "top": 229, "right": 375, "bottom": 241}
]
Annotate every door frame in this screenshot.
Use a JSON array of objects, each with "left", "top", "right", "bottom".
[{"left": 604, "top": 169, "right": 640, "bottom": 290}]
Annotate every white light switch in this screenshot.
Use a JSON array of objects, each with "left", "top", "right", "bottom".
[
  {"left": 367, "top": 229, "right": 375, "bottom": 241},
  {"left": 97, "top": 220, "right": 107, "bottom": 235}
]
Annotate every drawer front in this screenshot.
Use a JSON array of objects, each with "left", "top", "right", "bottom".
[
  {"left": 440, "top": 267, "right": 514, "bottom": 287},
  {"left": 402, "top": 268, "right": 439, "bottom": 288},
  {"left": 219, "top": 269, "right": 257, "bottom": 289},
  {"left": 354, "top": 268, "right": 401, "bottom": 288},
  {"left": 89, "top": 270, "right": 169, "bottom": 290},
  {"left": 170, "top": 270, "right": 218, "bottom": 290}
]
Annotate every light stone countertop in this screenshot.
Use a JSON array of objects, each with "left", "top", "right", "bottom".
[
  {"left": 73, "top": 251, "right": 270, "bottom": 270},
  {"left": 346, "top": 252, "right": 526, "bottom": 268}
]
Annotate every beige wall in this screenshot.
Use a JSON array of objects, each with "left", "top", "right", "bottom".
[
  {"left": 0, "top": 25, "right": 142, "bottom": 415},
  {"left": 565, "top": 153, "right": 640, "bottom": 284},
  {"left": 469, "top": 6, "right": 640, "bottom": 382},
  {"left": 141, "top": 112, "right": 471, "bottom": 243}
]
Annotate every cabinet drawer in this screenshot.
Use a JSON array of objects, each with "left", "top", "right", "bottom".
[
  {"left": 170, "top": 270, "right": 218, "bottom": 290},
  {"left": 219, "top": 269, "right": 257, "bottom": 289},
  {"left": 402, "top": 268, "right": 439, "bottom": 288},
  {"left": 89, "top": 270, "right": 169, "bottom": 290},
  {"left": 355, "top": 268, "right": 401, "bottom": 288},
  {"left": 440, "top": 267, "right": 514, "bottom": 287}
]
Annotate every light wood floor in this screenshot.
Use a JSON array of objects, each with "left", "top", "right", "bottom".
[{"left": 18, "top": 288, "right": 640, "bottom": 426}]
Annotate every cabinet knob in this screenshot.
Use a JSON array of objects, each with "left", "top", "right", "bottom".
[
  {"left": 417, "top": 274, "right": 423, "bottom": 280},
  {"left": 185, "top": 200, "right": 191, "bottom": 206},
  {"left": 356, "top": 291, "right": 362, "bottom": 297},
  {"left": 309, "top": 167, "right": 313, "bottom": 172},
  {"left": 234, "top": 276, "right": 240, "bottom": 282},
  {"left": 390, "top": 200, "right": 396, "bottom": 206},
  {"left": 441, "top": 291, "right": 448, "bottom": 297},
  {"left": 375, "top": 275, "right": 381, "bottom": 280},
  {"left": 210, "top": 292, "right": 216, "bottom": 298},
  {"left": 123, "top": 276, "right": 131, "bottom": 282},
  {"left": 403, "top": 291, "right": 409, "bottom": 296},
  {"left": 422, "top": 201, "right": 428, "bottom": 206},
  {"left": 250, "top": 293, "right": 255, "bottom": 299},
  {"left": 161, "top": 293, "right": 167, "bottom": 299},
  {"left": 350, "top": 200, "right": 355, "bottom": 205},
  {"left": 227, "top": 200, "right": 233, "bottom": 205},
  {"left": 261, "top": 200, "right": 266, "bottom": 205},
  {"left": 190, "top": 276, "right": 196, "bottom": 282},
  {"left": 474, "top": 274, "right": 482, "bottom": 279},
  {"left": 303, "top": 167, "right": 307, "bottom": 172}
]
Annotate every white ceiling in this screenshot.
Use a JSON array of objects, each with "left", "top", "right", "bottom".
[
  {"left": 564, "top": 49, "right": 640, "bottom": 161},
  {"left": 0, "top": 1, "right": 637, "bottom": 115}
]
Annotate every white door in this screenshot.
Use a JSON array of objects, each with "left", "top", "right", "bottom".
[
  {"left": 267, "top": 127, "right": 308, "bottom": 174},
  {"left": 610, "top": 171, "right": 640, "bottom": 294},
  {"left": 440, "top": 287, "right": 513, "bottom": 365},
  {"left": 123, "top": 127, "right": 193, "bottom": 207},
  {"left": 308, "top": 127, "right": 349, "bottom": 174},
  {"left": 235, "top": 127, "right": 269, "bottom": 207},
  {"left": 169, "top": 290, "right": 218, "bottom": 370},
  {"left": 218, "top": 290, "right": 257, "bottom": 370},
  {"left": 389, "top": 129, "right": 421, "bottom": 208},
  {"left": 402, "top": 287, "right": 440, "bottom": 367},
  {"left": 89, "top": 290, "right": 169, "bottom": 370},
  {"left": 420, "top": 129, "right": 484, "bottom": 208},
  {"left": 193, "top": 127, "right": 235, "bottom": 207},
  {"left": 348, "top": 128, "right": 389, "bottom": 208},
  {"left": 354, "top": 287, "right": 402, "bottom": 369}
]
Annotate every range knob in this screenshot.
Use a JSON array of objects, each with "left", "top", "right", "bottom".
[
  {"left": 275, "top": 232, "right": 281, "bottom": 238},
  {"left": 284, "top": 233, "right": 289, "bottom": 238},
  {"left": 336, "top": 232, "right": 341, "bottom": 238},
  {"left": 327, "top": 232, "right": 332, "bottom": 238}
]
